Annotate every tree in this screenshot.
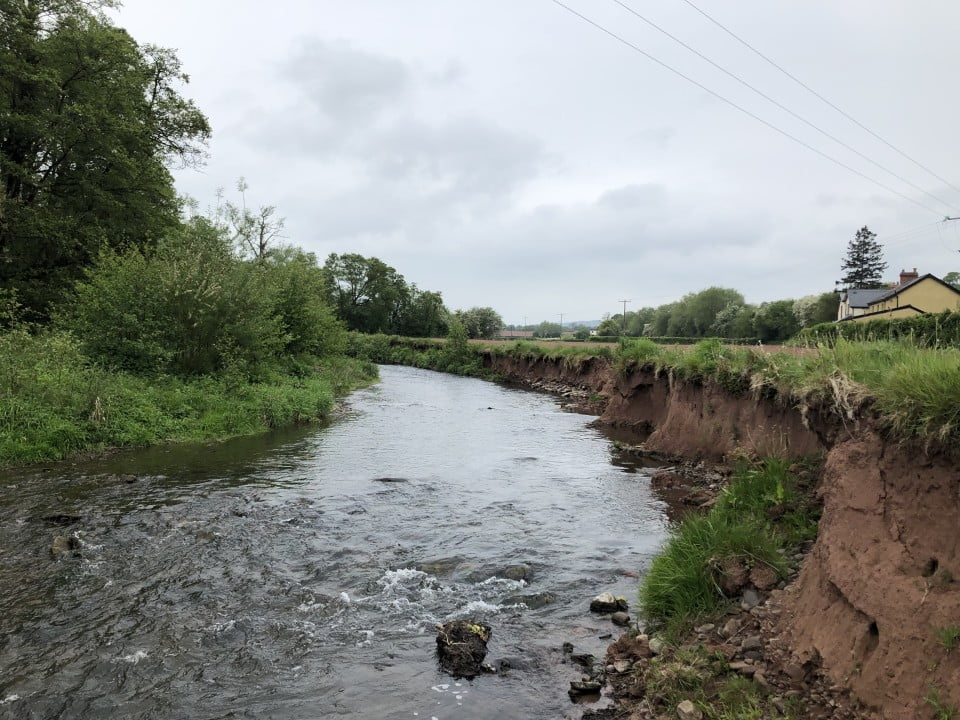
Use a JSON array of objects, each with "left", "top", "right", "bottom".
[
  {"left": 753, "top": 300, "right": 800, "bottom": 342},
  {"left": 841, "top": 226, "right": 887, "bottom": 289},
  {"left": 573, "top": 327, "right": 591, "bottom": 341},
  {"left": 711, "top": 302, "right": 755, "bottom": 338},
  {"left": 793, "top": 292, "right": 840, "bottom": 327},
  {"left": 944, "top": 271, "right": 960, "bottom": 289},
  {"left": 455, "top": 306, "right": 502, "bottom": 339},
  {"left": 0, "top": 0, "right": 210, "bottom": 318},
  {"left": 595, "top": 316, "right": 621, "bottom": 336},
  {"left": 220, "top": 178, "right": 285, "bottom": 261},
  {"left": 323, "top": 253, "right": 409, "bottom": 334},
  {"left": 396, "top": 286, "right": 449, "bottom": 337},
  {"left": 533, "top": 321, "right": 562, "bottom": 338}
]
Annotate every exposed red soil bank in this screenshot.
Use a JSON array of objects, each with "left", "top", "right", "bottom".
[{"left": 482, "top": 351, "right": 960, "bottom": 718}]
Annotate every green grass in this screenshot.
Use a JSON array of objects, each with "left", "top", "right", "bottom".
[
  {"left": 639, "top": 459, "right": 816, "bottom": 636},
  {"left": 934, "top": 625, "right": 960, "bottom": 652},
  {"left": 0, "top": 329, "right": 377, "bottom": 466},
  {"left": 641, "top": 644, "right": 801, "bottom": 719},
  {"left": 924, "top": 685, "right": 957, "bottom": 720}
]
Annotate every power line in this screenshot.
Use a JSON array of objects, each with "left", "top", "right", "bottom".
[
  {"left": 676, "top": 0, "right": 960, "bottom": 198},
  {"left": 547, "top": 0, "right": 944, "bottom": 216},
  {"left": 610, "top": 0, "right": 956, "bottom": 213}
]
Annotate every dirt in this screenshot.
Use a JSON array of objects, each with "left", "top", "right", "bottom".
[
  {"left": 482, "top": 351, "right": 960, "bottom": 719},
  {"left": 778, "top": 431, "right": 960, "bottom": 718}
]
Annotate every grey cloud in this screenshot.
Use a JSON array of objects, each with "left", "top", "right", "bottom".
[
  {"left": 283, "top": 39, "right": 411, "bottom": 126},
  {"left": 597, "top": 183, "right": 667, "bottom": 211},
  {"left": 370, "top": 117, "right": 545, "bottom": 199}
]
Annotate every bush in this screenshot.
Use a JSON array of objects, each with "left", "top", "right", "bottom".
[
  {"left": 60, "top": 221, "right": 346, "bottom": 378},
  {"left": 62, "top": 218, "right": 282, "bottom": 376},
  {"left": 796, "top": 311, "right": 960, "bottom": 348},
  {"left": 261, "top": 247, "right": 347, "bottom": 359}
]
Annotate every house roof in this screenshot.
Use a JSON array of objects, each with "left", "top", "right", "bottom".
[
  {"left": 843, "top": 288, "right": 888, "bottom": 308},
  {"left": 867, "top": 273, "right": 960, "bottom": 306}
]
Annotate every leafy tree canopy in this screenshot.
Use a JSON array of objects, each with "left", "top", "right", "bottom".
[
  {"left": 0, "top": 0, "right": 210, "bottom": 319},
  {"left": 455, "top": 306, "right": 502, "bottom": 339}
]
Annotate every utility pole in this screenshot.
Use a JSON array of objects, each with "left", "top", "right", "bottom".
[
  {"left": 558, "top": 313, "right": 564, "bottom": 337},
  {"left": 618, "top": 299, "right": 631, "bottom": 336}
]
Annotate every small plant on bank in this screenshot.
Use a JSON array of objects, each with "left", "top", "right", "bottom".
[
  {"left": 934, "top": 625, "right": 960, "bottom": 652},
  {"left": 923, "top": 684, "right": 957, "bottom": 720}
]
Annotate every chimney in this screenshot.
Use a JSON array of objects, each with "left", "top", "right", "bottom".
[{"left": 899, "top": 267, "right": 919, "bottom": 286}]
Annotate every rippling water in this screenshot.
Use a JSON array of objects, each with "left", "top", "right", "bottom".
[{"left": 0, "top": 365, "right": 670, "bottom": 719}]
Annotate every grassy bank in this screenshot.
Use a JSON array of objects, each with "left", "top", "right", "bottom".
[
  {"left": 0, "top": 329, "right": 377, "bottom": 466},
  {"left": 352, "top": 333, "right": 960, "bottom": 452}
]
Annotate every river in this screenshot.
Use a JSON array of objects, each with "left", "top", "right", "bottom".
[{"left": 0, "top": 365, "right": 670, "bottom": 719}]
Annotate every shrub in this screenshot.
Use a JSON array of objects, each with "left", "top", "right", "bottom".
[
  {"left": 62, "top": 218, "right": 282, "bottom": 376},
  {"left": 796, "top": 311, "right": 960, "bottom": 348}
]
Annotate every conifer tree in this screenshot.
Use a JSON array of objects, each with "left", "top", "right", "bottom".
[{"left": 841, "top": 226, "right": 887, "bottom": 288}]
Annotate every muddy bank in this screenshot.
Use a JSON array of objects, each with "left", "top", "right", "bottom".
[
  {"left": 483, "top": 353, "right": 822, "bottom": 461},
  {"left": 483, "top": 351, "right": 960, "bottom": 718}
]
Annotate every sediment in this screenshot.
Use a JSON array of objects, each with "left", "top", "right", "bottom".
[{"left": 482, "top": 350, "right": 960, "bottom": 718}]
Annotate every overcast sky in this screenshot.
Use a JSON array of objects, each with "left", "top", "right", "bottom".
[{"left": 113, "top": 0, "right": 960, "bottom": 324}]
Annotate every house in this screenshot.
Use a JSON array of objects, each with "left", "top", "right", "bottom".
[
  {"left": 836, "top": 288, "right": 890, "bottom": 321},
  {"left": 837, "top": 268, "right": 960, "bottom": 322}
]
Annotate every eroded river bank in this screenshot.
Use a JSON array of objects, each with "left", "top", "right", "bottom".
[{"left": 0, "top": 365, "right": 671, "bottom": 719}]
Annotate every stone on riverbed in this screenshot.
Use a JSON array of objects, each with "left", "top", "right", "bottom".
[
  {"left": 590, "top": 592, "right": 628, "bottom": 613},
  {"left": 51, "top": 534, "right": 80, "bottom": 559},
  {"left": 435, "top": 620, "right": 491, "bottom": 678}
]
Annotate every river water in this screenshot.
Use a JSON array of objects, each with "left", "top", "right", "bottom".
[{"left": 0, "top": 365, "right": 670, "bottom": 719}]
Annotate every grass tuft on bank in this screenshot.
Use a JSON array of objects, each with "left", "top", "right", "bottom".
[{"left": 639, "top": 459, "right": 819, "bottom": 637}]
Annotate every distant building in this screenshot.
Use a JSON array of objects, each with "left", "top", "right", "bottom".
[
  {"left": 837, "top": 268, "right": 960, "bottom": 322},
  {"left": 497, "top": 329, "right": 535, "bottom": 339}
]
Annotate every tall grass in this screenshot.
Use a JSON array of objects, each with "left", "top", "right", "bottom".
[
  {"left": 639, "top": 459, "right": 816, "bottom": 636},
  {"left": 0, "top": 329, "right": 377, "bottom": 466}
]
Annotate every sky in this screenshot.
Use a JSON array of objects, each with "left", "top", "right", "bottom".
[{"left": 111, "top": 0, "right": 960, "bottom": 325}]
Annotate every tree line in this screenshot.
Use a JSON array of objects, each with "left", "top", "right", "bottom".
[{"left": 591, "top": 288, "right": 838, "bottom": 342}]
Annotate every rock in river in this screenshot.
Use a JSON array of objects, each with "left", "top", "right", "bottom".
[
  {"left": 590, "top": 592, "right": 628, "bottom": 614},
  {"left": 51, "top": 535, "right": 80, "bottom": 559},
  {"left": 435, "top": 620, "right": 491, "bottom": 678}
]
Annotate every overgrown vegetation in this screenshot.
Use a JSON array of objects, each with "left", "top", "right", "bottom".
[
  {"left": 639, "top": 459, "right": 818, "bottom": 637},
  {"left": 797, "top": 311, "right": 960, "bottom": 348},
  {"left": 0, "top": 328, "right": 376, "bottom": 465},
  {"left": 347, "top": 330, "right": 488, "bottom": 377},
  {"left": 0, "top": 1, "right": 382, "bottom": 466}
]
